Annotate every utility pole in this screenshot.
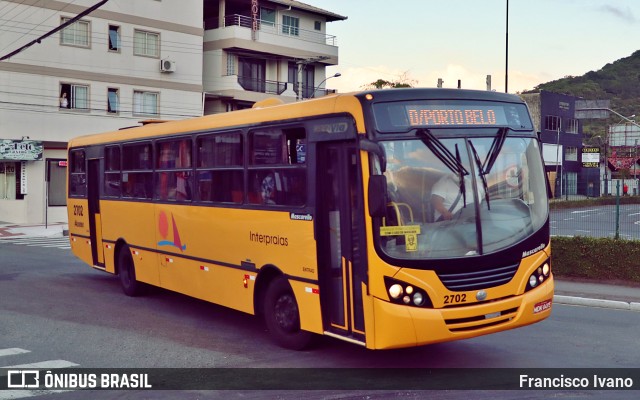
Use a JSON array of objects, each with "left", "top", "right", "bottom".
[{"left": 296, "top": 56, "right": 329, "bottom": 101}]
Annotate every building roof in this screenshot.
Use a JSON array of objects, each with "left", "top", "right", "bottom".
[{"left": 267, "top": 0, "right": 347, "bottom": 22}]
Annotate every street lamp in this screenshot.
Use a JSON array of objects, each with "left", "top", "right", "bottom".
[{"left": 312, "top": 73, "right": 341, "bottom": 97}]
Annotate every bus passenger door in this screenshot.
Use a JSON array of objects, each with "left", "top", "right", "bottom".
[
  {"left": 316, "top": 141, "right": 367, "bottom": 342},
  {"left": 87, "top": 159, "right": 105, "bottom": 267}
]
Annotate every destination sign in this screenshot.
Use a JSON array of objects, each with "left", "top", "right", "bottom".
[
  {"left": 406, "top": 106, "right": 507, "bottom": 127},
  {"left": 373, "top": 101, "right": 532, "bottom": 132}
]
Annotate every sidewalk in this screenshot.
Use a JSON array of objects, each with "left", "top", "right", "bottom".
[
  {"left": 0, "top": 221, "right": 68, "bottom": 239},
  {"left": 1, "top": 221, "right": 639, "bottom": 310}
]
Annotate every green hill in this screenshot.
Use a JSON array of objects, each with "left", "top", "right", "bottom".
[{"left": 522, "top": 50, "right": 640, "bottom": 138}]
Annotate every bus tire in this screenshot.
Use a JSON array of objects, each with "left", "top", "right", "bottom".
[
  {"left": 118, "top": 245, "right": 143, "bottom": 297},
  {"left": 263, "top": 276, "right": 313, "bottom": 350}
]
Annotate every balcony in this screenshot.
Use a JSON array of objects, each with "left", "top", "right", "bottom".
[
  {"left": 204, "top": 14, "right": 339, "bottom": 65},
  {"left": 206, "top": 15, "right": 337, "bottom": 46},
  {"left": 237, "top": 76, "right": 287, "bottom": 95}
]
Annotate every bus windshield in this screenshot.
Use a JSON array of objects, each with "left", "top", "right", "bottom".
[{"left": 378, "top": 134, "right": 548, "bottom": 260}]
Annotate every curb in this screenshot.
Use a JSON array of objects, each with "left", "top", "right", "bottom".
[{"left": 554, "top": 295, "right": 640, "bottom": 312}]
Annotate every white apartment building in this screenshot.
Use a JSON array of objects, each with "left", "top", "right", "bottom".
[
  {"left": 0, "top": 0, "right": 345, "bottom": 224},
  {"left": 202, "top": 0, "right": 346, "bottom": 112}
]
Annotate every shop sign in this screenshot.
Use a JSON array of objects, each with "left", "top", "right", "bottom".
[
  {"left": 0, "top": 140, "right": 43, "bottom": 161},
  {"left": 581, "top": 147, "right": 600, "bottom": 168}
]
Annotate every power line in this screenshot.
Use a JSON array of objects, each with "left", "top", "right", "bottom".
[{"left": 0, "top": 0, "right": 110, "bottom": 61}]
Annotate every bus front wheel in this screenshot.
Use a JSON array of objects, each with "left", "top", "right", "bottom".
[
  {"left": 118, "top": 245, "right": 143, "bottom": 297},
  {"left": 263, "top": 276, "right": 313, "bottom": 350}
]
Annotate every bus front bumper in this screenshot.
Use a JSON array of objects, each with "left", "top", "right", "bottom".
[{"left": 370, "top": 276, "right": 554, "bottom": 350}]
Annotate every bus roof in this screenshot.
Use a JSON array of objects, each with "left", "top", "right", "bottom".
[{"left": 67, "top": 88, "right": 526, "bottom": 148}]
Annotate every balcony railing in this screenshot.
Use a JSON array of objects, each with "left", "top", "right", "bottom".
[
  {"left": 205, "top": 14, "right": 337, "bottom": 46},
  {"left": 293, "top": 85, "right": 337, "bottom": 99},
  {"left": 238, "top": 76, "right": 287, "bottom": 95}
]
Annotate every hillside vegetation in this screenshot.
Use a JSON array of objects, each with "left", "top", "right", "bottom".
[{"left": 522, "top": 50, "right": 640, "bottom": 138}]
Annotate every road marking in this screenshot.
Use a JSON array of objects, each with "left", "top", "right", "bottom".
[
  {"left": 571, "top": 209, "right": 596, "bottom": 213},
  {"left": 0, "top": 359, "right": 79, "bottom": 400},
  {"left": 0, "top": 349, "right": 30, "bottom": 357},
  {"left": 2, "top": 360, "right": 79, "bottom": 369}
]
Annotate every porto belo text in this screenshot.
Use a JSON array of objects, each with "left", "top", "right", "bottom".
[{"left": 520, "top": 374, "right": 634, "bottom": 389}]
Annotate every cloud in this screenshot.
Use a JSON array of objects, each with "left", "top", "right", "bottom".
[
  {"left": 327, "top": 64, "right": 547, "bottom": 94},
  {"left": 599, "top": 5, "right": 637, "bottom": 24}
]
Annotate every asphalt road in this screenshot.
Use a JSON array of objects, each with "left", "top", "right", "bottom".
[
  {"left": 1, "top": 240, "right": 639, "bottom": 399},
  {"left": 550, "top": 204, "right": 640, "bottom": 239}
]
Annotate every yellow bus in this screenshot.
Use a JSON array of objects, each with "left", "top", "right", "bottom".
[{"left": 67, "top": 88, "right": 553, "bottom": 350}]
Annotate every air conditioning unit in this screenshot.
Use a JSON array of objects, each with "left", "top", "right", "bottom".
[{"left": 160, "top": 59, "right": 176, "bottom": 73}]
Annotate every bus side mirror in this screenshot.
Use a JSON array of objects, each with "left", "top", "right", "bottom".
[{"left": 368, "top": 175, "right": 388, "bottom": 218}]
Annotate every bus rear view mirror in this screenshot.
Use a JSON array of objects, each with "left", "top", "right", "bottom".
[{"left": 368, "top": 175, "right": 388, "bottom": 218}]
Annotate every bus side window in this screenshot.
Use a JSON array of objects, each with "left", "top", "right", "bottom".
[
  {"left": 248, "top": 127, "right": 306, "bottom": 207},
  {"left": 156, "top": 139, "right": 192, "bottom": 202},
  {"left": 196, "top": 132, "right": 243, "bottom": 203}
]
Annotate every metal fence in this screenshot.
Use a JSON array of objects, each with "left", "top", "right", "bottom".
[{"left": 550, "top": 179, "right": 640, "bottom": 241}]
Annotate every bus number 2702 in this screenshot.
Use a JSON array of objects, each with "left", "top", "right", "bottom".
[
  {"left": 444, "top": 294, "right": 467, "bottom": 304},
  {"left": 73, "top": 205, "right": 84, "bottom": 216}
]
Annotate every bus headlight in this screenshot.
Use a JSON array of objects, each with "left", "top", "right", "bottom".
[
  {"left": 412, "top": 292, "right": 425, "bottom": 306},
  {"left": 384, "top": 277, "right": 433, "bottom": 308},
  {"left": 388, "top": 284, "right": 403, "bottom": 299},
  {"left": 542, "top": 263, "right": 550, "bottom": 277},
  {"left": 526, "top": 259, "right": 551, "bottom": 292}
]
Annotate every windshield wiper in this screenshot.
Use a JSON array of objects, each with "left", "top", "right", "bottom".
[
  {"left": 482, "top": 127, "right": 509, "bottom": 175},
  {"left": 416, "top": 129, "right": 469, "bottom": 176},
  {"left": 468, "top": 140, "right": 491, "bottom": 210},
  {"left": 416, "top": 128, "right": 469, "bottom": 210}
]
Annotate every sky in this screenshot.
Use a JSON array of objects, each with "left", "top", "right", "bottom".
[{"left": 318, "top": 0, "right": 640, "bottom": 94}]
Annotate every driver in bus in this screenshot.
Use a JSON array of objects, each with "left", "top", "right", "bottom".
[{"left": 431, "top": 173, "right": 485, "bottom": 221}]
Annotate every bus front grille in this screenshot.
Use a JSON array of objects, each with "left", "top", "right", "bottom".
[
  {"left": 445, "top": 307, "right": 519, "bottom": 332},
  {"left": 437, "top": 263, "right": 519, "bottom": 291}
]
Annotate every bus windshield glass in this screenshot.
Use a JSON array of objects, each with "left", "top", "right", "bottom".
[
  {"left": 378, "top": 134, "right": 548, "bottom": 260},
  {"left": 373, "top": 100, "right": 533, "bottom": 132}
]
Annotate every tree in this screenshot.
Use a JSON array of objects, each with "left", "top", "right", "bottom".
[{"left": 363, "top": 71, "right": 417, "bottom": 89}]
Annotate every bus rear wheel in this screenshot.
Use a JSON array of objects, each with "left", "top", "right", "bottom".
[
  {"left": 263, "top": 276, "right": 313, "bottom": 350},
  {"left": 118, "top": 245, "right": 143, "bottom": 297}
]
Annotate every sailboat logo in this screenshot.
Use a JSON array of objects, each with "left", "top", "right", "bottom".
[{"left": 157, "top": 210, "right": 186, "bottom": 251}]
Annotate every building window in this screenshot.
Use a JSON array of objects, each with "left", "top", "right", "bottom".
[
  {"left": 133, "top": 91, "right": 158, "bottom": 116},
  {"left": 288, "top": 62, "right": 315, "bottom": 99},
  {"left": 566, "top": 172, "right": 577, "bottom": 195},
  {"left": 565, "top": 146, "right": 578, "bottom": 161},
  {"left": 565, "top": 118, "right": 578, "bottom": 134},
  {"left": 134, "top": 29, "right": 160, "bottom": 57},
  {"left": 47, "top": 159, "right": 67, "bottom": 206},
  {"left": 226, "top": 53, "right": 235, "bottom": 76},
  {"left": 239, "top": 58, "right": 265, "bottom": 92},
  {"left": 60, "top": 83, "right": 89, "bottom": 110},
  {"left": 260, "top": 7, "right": 276, "bottom": 27},
  {"left": 314, "top": 21, "right": 321, "bottom": 31},
  {"left": 61, "top": 17, "right": 90, "bottom": 47},
  {"left": 0, "top": 162, "right": 19, "bottom": 200},
  {"left": 108, "top": 25, "right": 121, "bottom": 52},
  {"left": 282, "top": 15, "right": 299, "bottom": 36},
  {"left": 107, "top": 88, "right": 119, "bottom": 114},
  {"left": 544, "top": 115, "right": 561, "bottom": 131}
]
